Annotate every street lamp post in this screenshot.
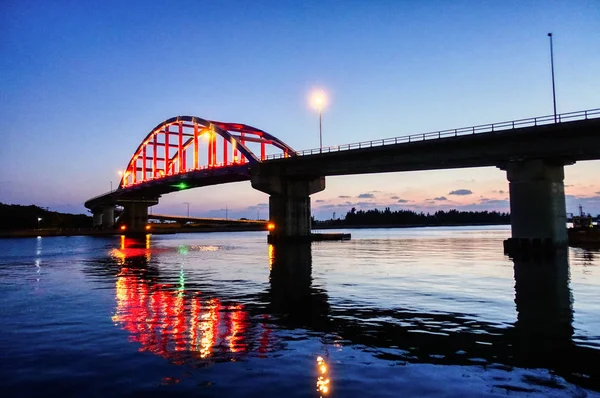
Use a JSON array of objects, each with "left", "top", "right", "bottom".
[
  {"left": 547, "top": 33, "right": 557, "bottom": 122},
  {"left": 183, "top": 202, "right": 190, "bottom": 217},
  {"left": 110, "top": 180, "right": 113, "bottom": 192},
  {"left": 310, "top": 90, "right": 327, "bottom": 151},
  {"left": 319, "top": 109, "right": 322, "bottom": 150}
]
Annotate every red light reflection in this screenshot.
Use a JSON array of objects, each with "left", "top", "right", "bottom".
[
  {"left": 110, "top": 238, "right": 275, "bottom": 364},
  {"left": 112, "top": 270, "right": 260, "bottom": 364}
]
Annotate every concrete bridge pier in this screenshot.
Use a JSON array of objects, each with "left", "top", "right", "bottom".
[
  {"left": 119, "top": 198, "right": 159, "bottom": 236},
  {"left": 92, "top": 211, "right": 103, "bottom": 227},
  {"left": 251, "top": 174, "right": 325, "bottom": 243},
  {"left": 501, "top": 159, "right": 569, "bottom": 255},
  {"left": 102, "top": 206, "right": 115, "bottom": 228}
]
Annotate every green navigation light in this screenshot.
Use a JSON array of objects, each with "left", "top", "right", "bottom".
[{"left": 177, "top": 182, "right": 188, "bottom": 190}]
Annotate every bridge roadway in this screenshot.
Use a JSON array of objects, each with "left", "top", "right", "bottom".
[
  {"left": 148, "top": 213, "right": 265, "bottom": 226},
  {"left": 86, "top": 109, "right": 600, "bottom": 250},
  {"left": 258, "top": 118, "right": 600, "bottom": 176}
]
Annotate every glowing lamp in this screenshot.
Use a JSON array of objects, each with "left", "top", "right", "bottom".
[
  {"left": 267, "top": 222, "right": 275, "bottom": 231},
  {"left": 310, "top": 90, "right": 327, "bottom": 111},
  {"left": 120, "top": 225, "right": 126, "bottom": 231},
  {"left": 145, "top": 225, "right": 151, "bottom": 230}
]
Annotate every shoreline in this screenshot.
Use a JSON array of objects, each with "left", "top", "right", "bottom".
[
  {"left": 313, "top": 222, "right": 511, "bottom": 230},
  {"left": 0, "top": 222, "right": 511, "bottom": 239}
]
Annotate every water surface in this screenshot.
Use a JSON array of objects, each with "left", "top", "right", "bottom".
[{"left": 1, "top": 226, "right": 599, "bottom": 397}]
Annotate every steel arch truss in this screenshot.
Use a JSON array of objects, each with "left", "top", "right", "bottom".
[{"left": 120, "top": 116, "right": 296, "bottom": 188}]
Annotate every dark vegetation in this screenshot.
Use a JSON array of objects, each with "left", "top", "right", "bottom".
[
  {"left": 0, "top": 203, "right": 91, "bottom": 230},
  {"left": 315, "top": 207, "right": 510, "bottom": 227}
]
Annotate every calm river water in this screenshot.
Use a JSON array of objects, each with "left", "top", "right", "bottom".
[{"left": 1, "top": 226, "right": 599, "bottom": 397}]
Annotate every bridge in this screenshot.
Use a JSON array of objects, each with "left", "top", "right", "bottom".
[
  {"left": 86, "top": 108, "right": 600, "bottom": 249},
  {"left": 147, "top": 213, "right": 265, "bottom": 226}
]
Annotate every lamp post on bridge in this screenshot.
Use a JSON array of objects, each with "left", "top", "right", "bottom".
[
  {"left": 310, "top": 90, "right": 327, "bottom": 151},
  {"left": 183, "top": 202, "right": 190, "bottom": 217},
  {"left": 547, "top": 33, "right": 557, "bottom": 123}
]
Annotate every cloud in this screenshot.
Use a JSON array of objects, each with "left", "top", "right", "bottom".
[
  {"left": 493, "top": 190, "right": 506, "bottom": 194},
  {"left": 338, "top": 195, "right": 351, "bottom": 199},
  {"left": 390, "top": 196, "right": 399, "bottom": 199},
  {"left": 246, "top": 203, "right": 269, "bottom": 210},
  {"left": 479, "top": 199, "right": 509, "bottom": 206},
  {"left": 397, "top": 199, "right": 408, "bottom": 203},
  {"left": 596, "top": 192, "right": 600, "bottom": 195},
  {"left": 315, "top": 199, "right": 326, "bottom": 203},
  {"left": 449, "top": 189, "right": 473, "bottom": 196},
  {"left": 433, "top": 196, "right": 447, "bottom": 201},
  {"left": 357, "top": 193, "right": 375, "bottom": 199}
]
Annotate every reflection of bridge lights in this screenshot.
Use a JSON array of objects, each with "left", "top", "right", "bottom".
[
  {"left": 227, "top": 304, "right": 248, "bottom": 353},
  {"left": 111, "top": 271, "right": 258, "bottom": 365},
  {"left": 199, "top": 298, "right": 220, "bottom": 358},
  {"left": 178, "top": 268, "right": 185, "bottom": 295},
  {"left": 316, "top": 356, "right": 331, "bottom": 396},
  {"left": 178, "top": 246, "right": 189, "bottom": 255},
  {"left": 268, "top": 244, "right": 275, "bottom": 271},
  {"left": 110, "top": 249, "right": 126, "bottom": 265}
]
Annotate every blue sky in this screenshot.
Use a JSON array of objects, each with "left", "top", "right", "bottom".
[{"left": 1, "top": 0, "right": 599, "bottom": 219}]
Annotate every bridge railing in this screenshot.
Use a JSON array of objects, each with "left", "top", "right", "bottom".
[{"left": 266, "top": 108, "right": 600, "bottom": 159}]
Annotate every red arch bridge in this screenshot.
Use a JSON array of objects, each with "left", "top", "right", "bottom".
[{"left": 86, "top": 109, "right": 600, "bottom": 247}]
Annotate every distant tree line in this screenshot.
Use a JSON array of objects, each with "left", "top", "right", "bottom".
[
  {"left": 0, "top": 203, "right": 92, "bottom": 230},
  {"left": 315, "top": 207, "right": 510, "bottom": 227}
]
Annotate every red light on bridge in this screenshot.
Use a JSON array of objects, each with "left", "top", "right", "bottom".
[{"left": 267, "top": 222, "right": 275, "bottom": 231}]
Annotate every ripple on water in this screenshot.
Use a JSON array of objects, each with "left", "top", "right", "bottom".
[{"left": 0, "top": 228, "right": 599, "bottom": 396}]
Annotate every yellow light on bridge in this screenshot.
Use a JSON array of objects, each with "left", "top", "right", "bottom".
[
  {"left": 267, "top": 222, "right": 275, "bottom": 231},
  {"left": 145, "top": 225, "right": 151, "bottom": 230},
  {"left": 120, "top": 225, "right": 126, "bottom": 231}
]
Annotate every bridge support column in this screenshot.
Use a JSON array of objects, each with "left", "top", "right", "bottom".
[
  {"left": 102, "top": 206, "right": 115, "bottom": 228},
  {"left": 119, "top": 198, "right": 159, "bottom": 236},
  {"left": 251, "top": 175, "right": 325, "bottom": 243},
  {"left": 501, "top": 159, "right": 568, "bottom": 255},
  {"left": 92, "top": 211, "right": 103, "bottom": 227}
]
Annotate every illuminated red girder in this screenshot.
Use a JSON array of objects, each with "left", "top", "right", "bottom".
[{"left": 120, "top": 116, "right": 297, "bottom": 188}]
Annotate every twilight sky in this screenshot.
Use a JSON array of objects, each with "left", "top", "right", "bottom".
[{"left": 1, "top": 0, "right": 599, "bottom": 219}]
